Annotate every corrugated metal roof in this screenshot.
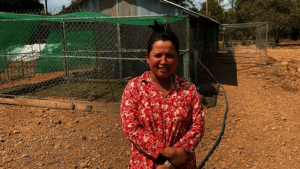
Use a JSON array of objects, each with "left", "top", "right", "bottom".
[
  {"left": 66, "top": 0, "right": 220, "bottom": 25},
  {"left": 160, "top": 0, "right": 220, "bottom": 25}
]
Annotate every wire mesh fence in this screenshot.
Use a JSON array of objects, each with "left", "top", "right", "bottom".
[
  {"left": 0, "top": 8, "right": 193, "bottom": 102},
  {"left": 219, "top": 23, "right": 268, "bottom": 61}
]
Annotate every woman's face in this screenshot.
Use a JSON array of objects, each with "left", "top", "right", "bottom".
[{"left": 146, "top": 40, "right": 178, "bottom": 79}]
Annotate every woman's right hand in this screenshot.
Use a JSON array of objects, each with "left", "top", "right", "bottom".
[{"left": 168, "top": 148, "right": 191, "bottom": 168}]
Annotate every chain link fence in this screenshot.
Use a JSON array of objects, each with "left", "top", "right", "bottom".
[
  {"left": 0, "top": 8, "right": 194, "bottom": 102},
  {"left": 219, "top": 23, "right": 268, "bottom": 62}
]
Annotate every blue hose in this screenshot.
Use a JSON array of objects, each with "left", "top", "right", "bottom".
[{"left": 197, "top": 63, "right": 280, "bottom": 169}]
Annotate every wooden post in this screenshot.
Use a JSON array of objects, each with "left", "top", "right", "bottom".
[
  {"left": 10, "top": 65, "right": 13, "bottom": 80},
  {"left": 95, "top": 47, "right": 116, "bottom": 102},
  {"left": 22, "top": 59, "right": 25, "bottom": 79},
  {"left": 26, "top": 61, "right": 29, "bottom": 78},
  {"left": 93, "top": 19, "right": 100, "bottom": 79},
  {"left": 6, "top": 66, "right": 9, "bottom": 80}
]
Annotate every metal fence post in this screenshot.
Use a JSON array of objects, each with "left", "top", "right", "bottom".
[
  {"left": 61, "top": 20, "right": 71, "bottom": 100},
  {"left": 184, "top": 16, "right": 190, "bottom": 80},
  {"left": 259, "top": 26, "right": 262, "bottom": 51},
  {"left": 117, "top": 23, "right": 122, "bottom": 81},
  {"left": 94, "top": 18, "right": 99, "bottom": 72},
  {"left": 256, "top": 26, "right": 259, "bottom": 52},
  {"left": 265, "top": 23, "right": 268, "bottom": 55},
  {"left": 116, "top": 0, "right": 122, "bottom": 81},
  {"left": 195, "top": 21, "right": 200, "bottom": 83}
]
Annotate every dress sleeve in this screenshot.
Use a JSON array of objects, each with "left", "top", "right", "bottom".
[
  {"left": 172, "top": 87, "right": 205, "bottom": 152},
  {"left": 120, "top": 81, "right": 166, "bottom": 159}
]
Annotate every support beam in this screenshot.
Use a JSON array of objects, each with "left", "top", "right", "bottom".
[{"left": 0, "top": 97, "right": 121, "bottom": 113}]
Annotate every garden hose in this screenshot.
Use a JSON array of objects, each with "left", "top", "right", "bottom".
[{"left": 197, "top": 61, "right": 280, "bottom": 169}]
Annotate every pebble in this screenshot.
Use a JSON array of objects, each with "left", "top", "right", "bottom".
[
  {"left": 0, "top": 151, "right": 8, "bottom": 156},
  {"left": 271, "top": 127, "right": 276, "bottom": 130},
  {"left": 6, "top": 158, "right": 13, "bottom": 162},
  {"left": 238, "top": 146, "right": 244, "bottom": 149},
  {"left": 54, "top": 143, "right": 61, "bottom": 149},
  {"left": 81, "top": 136, "right": 87, "bottom": 140},
  {"left": 37, "top": 162, "right": 44, "bottom": 166},
  {"left": 80, "top": 161, "right": 88, "bottom": 168},
  {"left": 22, "top": 154, "right": 29, "bottom": 158}
]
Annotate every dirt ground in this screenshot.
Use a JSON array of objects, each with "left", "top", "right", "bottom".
[{"left": 1, "top": 41, "right": 300, "bottom": 169}]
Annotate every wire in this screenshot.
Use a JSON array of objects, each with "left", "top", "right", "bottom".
[{"left": 196, "top": 60, "right": 280, "bottom": 169}]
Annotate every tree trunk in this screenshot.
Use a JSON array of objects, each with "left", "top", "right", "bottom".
[
  {"left": 273, "top": 28, "right": 279, "bottom": 46},
  {"left": 275, "top": 29, "right": 280, "bottom": 45}
]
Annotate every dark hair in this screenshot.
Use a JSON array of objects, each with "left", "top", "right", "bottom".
[{"left": 147, "top": 20, "right": 180, "bottom": 56}]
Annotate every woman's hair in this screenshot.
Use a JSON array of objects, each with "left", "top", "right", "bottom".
[{"left": 147, "top": 20, "right": 180, "bottom": 56}]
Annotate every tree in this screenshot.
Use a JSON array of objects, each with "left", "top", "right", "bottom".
[
  {"left": 225, "top": 9, "right": 237, "bottom": 24},
  {"left": 70, "top": 0, "right": 80, "bottom": 5},
  {"left": 235, "top": 0, "right": 300, "bottom": 45},
  {"left": 168, "top": 0, "right": 195, "bottom": 8},
  {"left": 0, "top": 0, "right": 44, "bottom": 13},
  {"left": 199, "top": 0, "right": 226, "bottom": 23},
  {"left": 228, "top": 0, "right": 238, "bottom": 9}
]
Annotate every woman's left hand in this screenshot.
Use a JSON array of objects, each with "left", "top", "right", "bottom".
[{"left": 156, "top": 164, "right": 169, "bottom": 169}]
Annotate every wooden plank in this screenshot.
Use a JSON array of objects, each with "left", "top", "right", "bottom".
[{"left": 0, "top": 97, "right": 121, "bottom": 113}]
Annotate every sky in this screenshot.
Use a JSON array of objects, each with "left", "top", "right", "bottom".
[
  {"left": 40, "top": 0, "right": 231, "bottom": 13},
  {"left": 196, "top": 0, "right": 231, "bottom": 10}
]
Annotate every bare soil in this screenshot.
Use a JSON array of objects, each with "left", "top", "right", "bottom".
[{"left": 1, "top": 42, "right": 300, "bottom": 169}]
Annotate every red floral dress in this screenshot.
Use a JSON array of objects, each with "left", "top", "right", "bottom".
[{"left": 120, "top": 71, "right": 204, "bottom": 169}]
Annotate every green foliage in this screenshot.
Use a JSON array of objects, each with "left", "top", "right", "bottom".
[
  {"left": 225, "top": 9, "right": 237, "bottom": 24},
  {"left": 235, "top": 0, "right": 300, "bottom": 43},
  {"left": 189, "top": 6, "right": 199, "bottom": 13},
  {"left": 168, "top": 0, "right": 196, "bottom": 8},
  {"left": 70, "top": 0, "right": 79, "bottom": 5},
  {"left": 199, "top": 0, "right": 226, "bottom": 23},
  {"left": 0, "top": 0, "right": 44, "bottom": 12}
]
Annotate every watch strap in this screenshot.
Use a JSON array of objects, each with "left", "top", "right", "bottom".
[{"left": 164, "top": 160, "right": 175, "bottom": 169}]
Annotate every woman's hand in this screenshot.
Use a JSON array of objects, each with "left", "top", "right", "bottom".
[
  {"left": 168, "top": 148, "right": 192, "bottom": 168},
  {"left": 156, "top": 164, "right": 169, "bottom": 169}
]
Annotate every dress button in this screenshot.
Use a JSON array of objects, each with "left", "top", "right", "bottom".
[{"left": 164, "top": 113, "right": 166, "bottom": 115}]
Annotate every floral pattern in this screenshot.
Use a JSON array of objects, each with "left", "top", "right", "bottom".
[{"left": 120, "top": 71, "right": 204, "bottom": 169}]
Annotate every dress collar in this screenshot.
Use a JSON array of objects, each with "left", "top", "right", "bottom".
[{"left": 141, "top": 71, "right": 186, "bottom": 85}]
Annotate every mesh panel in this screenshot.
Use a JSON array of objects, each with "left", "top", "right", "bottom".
[{"left": 0, "top": 10, "right": 188, "bottom": 102}]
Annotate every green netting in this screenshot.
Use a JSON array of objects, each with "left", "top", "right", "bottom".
[
  {"left": 0, "top": 12, "right": 184, "bottom": 25},
  {"left": 0, "top": 20, "right": 41, "bottom": 73},
  {"left": 0, "top": 11, "right": 184, "bottom": 74},
  {"left": 34, "top": 26, "right": 116, "bottom": 73}
]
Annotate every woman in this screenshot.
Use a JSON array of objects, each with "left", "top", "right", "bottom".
[{"left": 120, "top": 20, "right": 204, "bottom": 169}]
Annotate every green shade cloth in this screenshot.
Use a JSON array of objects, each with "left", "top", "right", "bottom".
[
  {"left": 0, "top": 11, "right": 184, "bottom": 25},
  {"left": 34, "top": 26, "right": 115, "bottom": 73},
  {"left": 0, "top": 20, "right": 41, "bottom": 73},
  {"left": 0, "top": 11, "right": 185, "bottom": 74}
]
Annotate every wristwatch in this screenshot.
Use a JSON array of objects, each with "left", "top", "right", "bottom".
[{"left": 164, "top": 160, "right": 175, "bottom": 169}]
